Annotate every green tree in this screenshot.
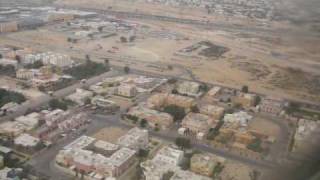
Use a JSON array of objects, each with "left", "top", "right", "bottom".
[
  {"left": 199, "top": 83, "right": 209, "bottom": 92},
  {"left": 247, "top": 138, "right": 263, "bottom": 153},
  {"left": 25, "top": 61, "right": 44, "bottom": 69},
  {"left": 137, "top": 149, "right": 149, "bottom": 158},
  {"left": 172, "top": 89, "right": 178, "bottom": 94},
  {"left": 85, "top": 54, "right": 90, "bottom": 61},
  {"left": 0, "top": 65, "right": 15, "bottom": 76},
  {"left": 129, "top": 36, "right": 136, "bottom": 42},
  {"left": 140, "top": 119, "right": 147, "bottom": 128},
  {"left": 175, "top": 137, "right": 191, "bottom": 149},
  {"left": 168, "top": 78, "right": 177, "bottom": 84},
  {"left": 49, "top": 99, "right": 68, "bottom": 110},
  {"left": 163, "top": 105, "right": 186, "bottom": 121},
  {"left": 64, "top": 60, "right": 108, "bottom": 80},
  {"left": 124, "top": 66, "right": 130, "bottom": 74},
  {"left": 163, "top": 171, "right": 174, "bottom": 180},
  {"left": 0, "top": 88, "right": 26, "bottom": 107},
  {"left": 241, "top": 85, "right": 249, "bottom": 93},
  {"left": 120, "top": 36, "right": 127, "bottom": 43},
  {"left": 98, "top": 26, "right": 103, "bottom": 32},
  {"left": 191, "top": 105, "right": 200, "bottom": 113}
]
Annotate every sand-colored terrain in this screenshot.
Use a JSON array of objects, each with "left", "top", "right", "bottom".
[
  {"left": 1, "top": 1, "right": 320, "bottom": 103},
  {"left": 92, "top": 127, "right": 127, "bottom": 143}
]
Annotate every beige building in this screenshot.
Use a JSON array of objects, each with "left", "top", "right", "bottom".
[
  {"left": 117, "top": 127, "right": 149, "bottom": 150},
  {"left": 232, "top": 93, "right": 257, "bottom": 108},
  {"left": 116, "top": 84, "right": 138, "bottom": 98},
  {"left": 56, "top": 135, "right": 137, "bottom": 179},
  {"left": 177, "top": 81, "right": 201, "bottom": 97},
  {"left": 147, "top": 93, "right": 196, "bottom": 110},
  {"left": 191, "top": 153, "right": 226, "bottom": 177},
  {"left": 47, "top": 13, "right": 75, "bottom": 22},
  {"left": 181, "top": 113, "right": 216, "bottom": 135},
  {"left": 16, "top": 69, "right": 38, "bottom": 80},
  {"left": 127, "top": 105, "right": 173, "bottom": 129},
  {"left": 259, "top": 97, "right": 284, "bottom": 115},
  {"left": 200, "top": 104, "right": 225, "bottom": 120},
  {"left": 141, "top": 146, "right": 210, "bottom": 180},
  {"left": 0, "top": 21, "right": 18, "bottom": 33},
  {"left": 67, "top": 88, "right": 94, "bottom": 105}
]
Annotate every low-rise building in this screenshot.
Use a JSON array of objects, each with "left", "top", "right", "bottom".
[
  {"left": 0, "top": 155, "right": 3, "bottom": 169},
  {"left": 207, "top": 86, "right": 222, "bottom": 100},
  {"left": 14, "top": 133, "right": 40, "bottom": 148},
  {"left": 31, "top": 74, "right": 61, "bottom": 89},
  {"left": 0, "top": 121, "right": 29, "bottom": 137},
  {"left": 91, "top": 95, "right": 119, "bottom": 111},
  {"left": 259, "top": 97, "right": 284, "bottom": 115},
  {"left": 116, "top": 84, "right": 138, "bottom": 98},
  {"left": 170, "top": 170, "right": 211, "bottom": 180},
  {"left": 232, "top": 93, "right": 257, "bottom": 108},
  {"left": 0, "top": 167, "right": 23, "bottom": 180},
  {"left": 56, "top": 135, "right": 137, "bottom": 179},
  {"left": 67, "top": 88, "right": 94, "bottom": 105},
  {"left": 127, "top": 105, "right": 174, "bottom": 129},
  {"left": 177, "top": 81, "right": 201, "bottom": 97},
  {"left": 141, "top": 146, "right": 210, "bottom": 180},
  {"left": 0, "top": 102, "right": 19, "bottom": 114},
  {"left": 200, "top": 104, "right": 225, "bottom": 120},
  {"left": 0, "top": 58, "right": 18, "bottom": 69},
  {"left": 293, "top": 119, "right": 320, "bottom": 151},
  {"left": 16, "top": 69, "right": 38, "bottom": 80},
  {"left": 117, "top": 127, "right": 149, "bottom": 150},
  {"left": 0, "top": 21, "right": 18, "bottom": 33},
  {"left": 64, "top": 135, "right": 95, "bottom": 150},
  {"left": 223, "top": 111, "right": 253, "bottom": 131},
  {"left": 219, "top": 111, "right": 256, "bottom": 145},
  {"left": 23, "top": 52, "right": 73, "bottom": 68},
  {"left": 190, "top": 153, "right": 226, "bottom": 177},
  {"left": 181, "top": 113, "right": 216, "bottom": 135},
  {"left": 15, "top": 112, "right": 40, "bottom": 130},
  {"left": 147, "top": 93, "right": 196, "bottom": 110}
]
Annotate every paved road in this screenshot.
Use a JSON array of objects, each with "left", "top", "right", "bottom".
[
  {"left": 92, "top": 114, "right": 275, "bottom": 170},
  {"left": 27, "top": 110, "right": 120, "bottom": 180}
]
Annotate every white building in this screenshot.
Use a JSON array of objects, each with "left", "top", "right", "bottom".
[
  {"left": 0, "top": 58, "right": 17, "bottom": 69},
  {"left": 14, "top": 133, "right": 40, "bottom": 147},
  {"left": 91, "top": 95, "right": 119, "bottom": 109},
  {"left": 141, "top": 146, "right": 210, "bottom": 180},
  {"left": 16, "top": 69, "right": 38, "bottom": 80},
  {"left": 0, "top": 121, "right": 31, "bottom": 137},
  {"left": 177, "top": 81, "right": 201, "bottom": 97},
  {"left": 15, "top": 112, "right": 40, "bottom": 130},
  {"left": 116, "top": 84, "right": 137, "bottom": 98},
  {"left": 67, "top": 88, "right": 94, "bottom": 105},
  {"left": 153, "top": 146, "right": 184, "bottom": 166},
  {"left": 223, "top": 111, "right": 253, "bottom": 130},
  {"left": 23, "top": 52, "right": 73, "bottom": 67},
  {"left": 294, "top": 119, "right": 320, "bottom": 151},
  {"left": 117, "top": 127, "right": 149, "bottom": 150},
  {"left": 56, "top": 135, "right": 136, "bottom": 179}
]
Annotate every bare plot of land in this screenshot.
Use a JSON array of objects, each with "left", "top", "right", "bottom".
[{"left": 92, "top": 127, "right": 127, "bottom": 143}]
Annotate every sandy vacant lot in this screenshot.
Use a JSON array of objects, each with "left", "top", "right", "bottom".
[
  {"left": 92, "top": 127, "right": 127, "bottom": 143},
  {"left": 1, "top": 3, "right": 319, "bottom": 103},
  {"left": 249, "top": 117, "right": 280, "bottom": 138}
]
